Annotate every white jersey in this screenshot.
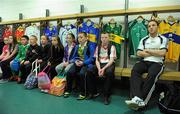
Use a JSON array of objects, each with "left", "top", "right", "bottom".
[
  {"left": 25, "top": 25, "right": 40, "bottom": 44},
  {"left": 94, "top": 45, "right": 117, "bottom": 63},
  {"left": 59, "top": 24, "right": 77, "bottom": 47},
  {"left": 137, "top": 34, "right": 168, "bottom": 63}
]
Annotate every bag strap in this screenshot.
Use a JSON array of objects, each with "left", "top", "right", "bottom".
[
  {"left": 32, "top": 59, "right": 40, "bottom": 77},
  {"left": 35, "top": 60, "right": 41, "bottom": 77},
  {"left": 35, "top": 60, "right": 38, "bottom": 77},
  {"left": 41, "top": 65, "right": 51, "bottom": 78},
  {"left": 42, "top": 65, "right": 50, "bottom": 72},
  {"left": 31, "top": 60, "right": 37, "bottom": 72}
]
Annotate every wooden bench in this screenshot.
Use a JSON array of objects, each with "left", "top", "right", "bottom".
[{"left": 115, "top": 67, "right": 180, "bottom": 81}]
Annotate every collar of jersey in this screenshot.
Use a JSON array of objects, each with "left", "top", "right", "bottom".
[
  {"left": 64, "top": 24, "right": 75, "bottom": 30},
  {"left": 164, "top": 20, "right": 177, "bottom": 26},
  {"left": 108, "top": 22, "right": 118, "bottom": 29},
  {"left": 148, "top": 34, "right": 160, "bottom": 39},
  {"left": 83, "top": 21, "right": 94, "bottom": 28}
]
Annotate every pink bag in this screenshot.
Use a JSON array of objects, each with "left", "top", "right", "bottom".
[{"left": 37, "top": 65, "right": 51, "bottom": 91}]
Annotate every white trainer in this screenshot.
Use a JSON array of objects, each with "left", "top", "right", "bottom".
[
  {"left": 0, "top": 79, "right": 8, "bottom": 84},
  {"left": 125, "top": 96, "right": 146, "bottom": 110}
]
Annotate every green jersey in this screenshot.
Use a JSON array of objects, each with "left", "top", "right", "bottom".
[
  {"left": 103, "top": 23, "right": 123, "bottom": 59},
  {"left": 128, "top": 19, "right": 148, "bottom": 57}
]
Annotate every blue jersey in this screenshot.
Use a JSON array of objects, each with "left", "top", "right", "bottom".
[
  {"left": 44, "top": 25, "right": 58, "bottom": 40},
  {"left": 78, "top": 21, "right": 100, "bottom": 46}
]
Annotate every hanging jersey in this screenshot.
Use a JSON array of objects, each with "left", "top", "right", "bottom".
[
  {"left": 129, "top": 19, "right": 148, "bottom": 58},
  {"left": 166, "top": 40, "right": 173, "bottom": 62},
  {"left": 163, "top": 34, "right": 180, "bottom": 62},
  {"left": 78, "top": 21, "right": 100, "bottom": 46},
  {"left": 15, "top": 26, "right": 25, "bottom": 42},
  {"left": 59, "top": 24, "right": 77, "bottom": 47},
  {"left": 44, "top": 25, "right": 58, "bottom": 41},
  {"left": 159, "top": 20, "right": 180, "bottom": 36},
  {"left": 128, "top": 20, "right": 136, "bottom": 56},
  {"left": 165, "top": 41, "right": 180, "bottom": 62},
  {"left": 3, "top": 25, "right": 12, "bottom": 39},
  {"left": 103, "top": 23, "right": 122, "bottom": 36},
  {"left": 159, "top": 20, "right": 180, "bottom": 62},
  {"left": 103, "top": 23, "right": 124, "bottom": 59},
  {"left": 25, "top": 25, "right": 40, "bottom": 44},
  {"left": 158, "top": 20, "right": 171, "bottom": 34},
  {"left": 159, "top": 20, "right": 180, "bottom": 44}
]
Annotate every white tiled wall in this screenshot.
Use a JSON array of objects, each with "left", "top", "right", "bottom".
[
  {"left": 0, "top": 0, "right": 179, "bottom": 21},
  {"left": 129, "top": 0, "right": 180, "bottom": 8}
]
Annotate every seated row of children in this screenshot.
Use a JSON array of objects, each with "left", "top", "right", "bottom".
[
  {"left": 0, "top": 32, "right": 116, "bottom": 105},
  {"left": 0, "top": 20, "right": 170, "bottom": 110}
]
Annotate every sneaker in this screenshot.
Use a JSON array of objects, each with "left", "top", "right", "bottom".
[
  {"left": 77, "top": 94, "right": 86, "bottom": 100},
  {"left": 63, "top": 92, "right": 70, "bottom": 98},
  {"left": 44, "top": 90, "right": 49, "bottom": 93},
  {"left": 93, "top": 93, "right": 100, "bottom": 98},
  {"left": 41, "top": 89, "right": 49, "bottom": 93},
  {"left": 125, "top": 100, "right": 139, "bottom": 110},
  {"left": 125, "top": 96, "right": 145, "bottom": 110},
  {"left": 86, "top": 93, "right": 100, "bottom": 100},
  {"left": 0, "top": 79, "right": 8, "bottom": 84}
]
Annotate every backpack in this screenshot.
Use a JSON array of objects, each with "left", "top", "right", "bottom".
[
  {"left": 158, "top": 82, "right": 180, "bottom": 114},
  {"left": 48, "top": 73, "right": 66, "bottom": 96},
  {"left": 38, "top": 65, "right": 51, "bottom": 91},
  {"left": 24, "top": 60, "right": 40, "bottom": 89}
]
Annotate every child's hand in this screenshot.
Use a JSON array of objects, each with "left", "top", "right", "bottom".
[
  {"left": 75, "top": 60, "right": 83, "bottom": 67},
  {"left": 20, "top": 60, "right": 24, "bottom": 65},
  {"left": 98, "top": 69, "right": 105, "bottom": 77},
  {"left": 1, "top": 58, "right": 7, "bottom": 61},
  {"left": 63, "top": 62, "right": 69, "bottom": 67},
  {"left": 37, "top": 59, "right": 43, "bottom": 63},
  {"left": 78, "top": 61, "right": 83, "bottom": 66},
  {"left": 24, "top": 61, "right": 30, "bottom": 65},
  {"left": 10, "top": 61, "right": 13, "bottom": 65},
  {"left": 75, "top": 60, "right": 79, "bottom": 65},
  {"left": 48, "top": 62, "right": 51, "bottom": 66}
]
